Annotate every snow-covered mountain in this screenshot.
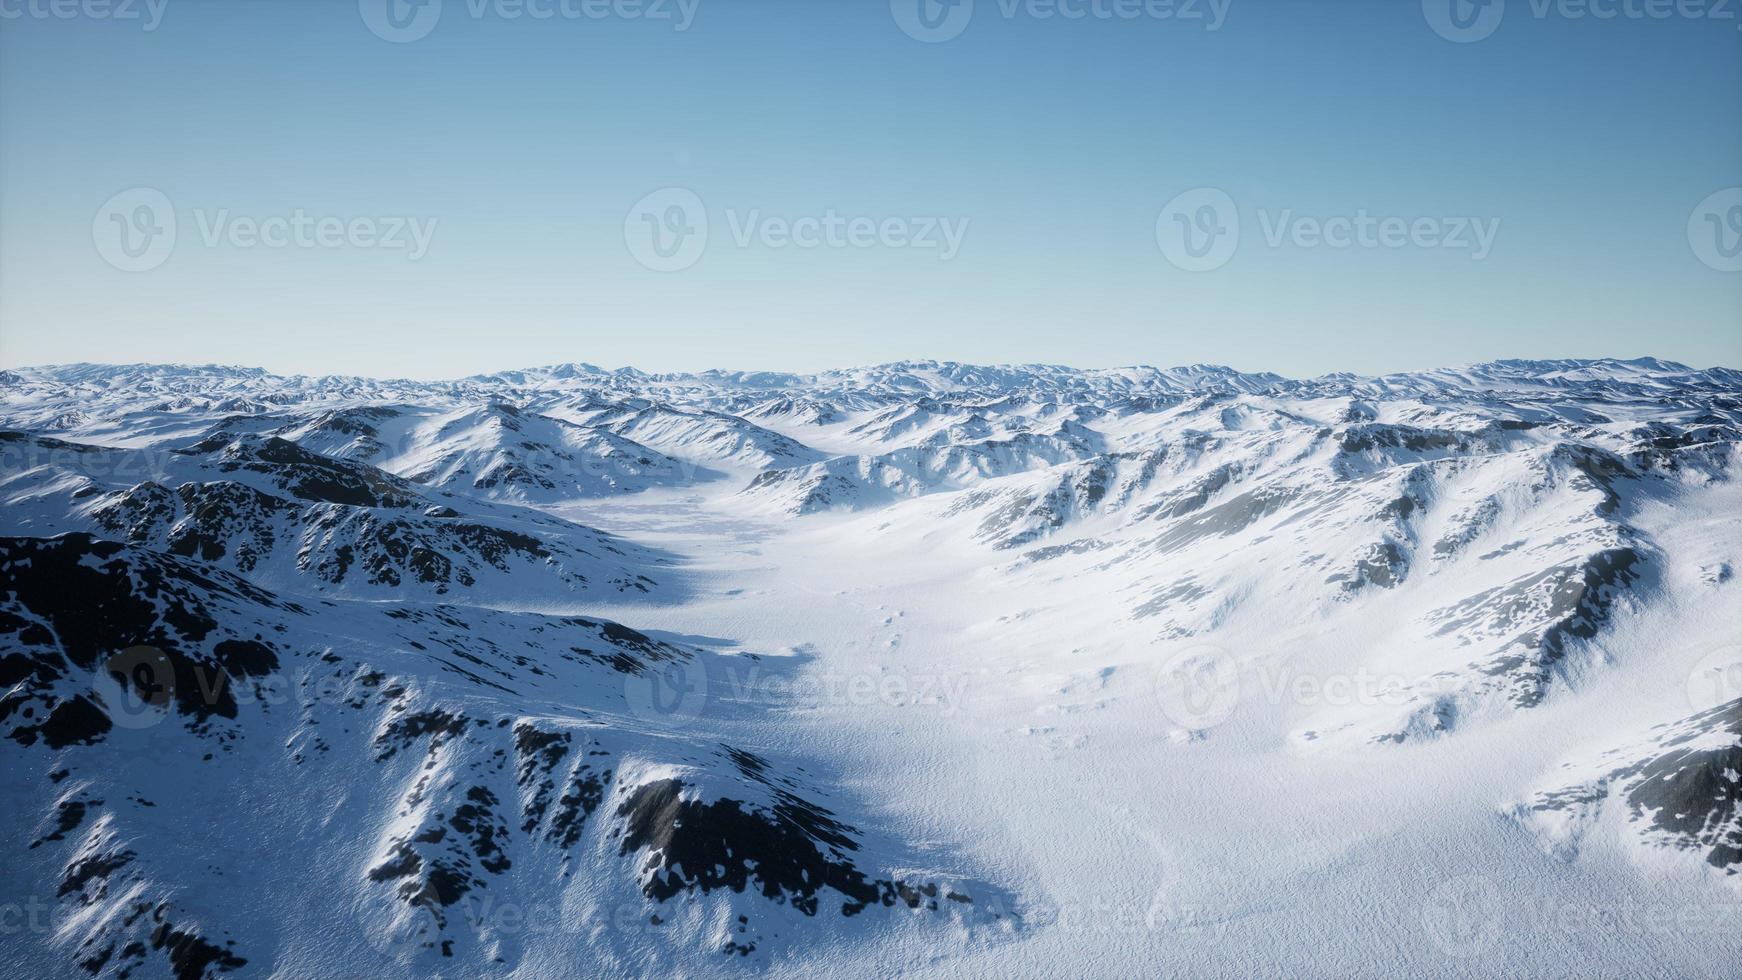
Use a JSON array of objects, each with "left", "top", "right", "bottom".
[{"left": 2, "top": 358, "right": 1737, "bottom": 977}]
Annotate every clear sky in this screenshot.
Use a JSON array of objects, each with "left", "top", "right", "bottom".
[{"left": 1, "top": 0, "right": 1738, "bottom": 379}]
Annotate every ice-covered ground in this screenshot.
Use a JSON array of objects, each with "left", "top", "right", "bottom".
[
  {"left": 561, "top": 482, "right": 1739, "bottom": 977},
  {"left": 2, "top": 358, "right": 1737, "bottom": 977}
]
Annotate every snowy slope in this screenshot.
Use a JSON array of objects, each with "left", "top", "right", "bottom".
[
  {"left": 2, "top": 358, "right": 1739, "bottom": 978},
  {"left": 0, "top": 431, "right": 669, "bottom": 602}
]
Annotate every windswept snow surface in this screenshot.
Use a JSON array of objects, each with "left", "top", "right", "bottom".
[{"left": 1, "top": 358, "right": 1739, "bottom": 978}]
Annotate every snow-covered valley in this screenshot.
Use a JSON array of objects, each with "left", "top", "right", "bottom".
[{"left": 1, "top": 358, "right": 1738, "bottom": 977}]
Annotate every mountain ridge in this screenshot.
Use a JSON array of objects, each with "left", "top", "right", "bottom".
[{"left": 2, "top": 357, "right": 1736, "bottom": 977}]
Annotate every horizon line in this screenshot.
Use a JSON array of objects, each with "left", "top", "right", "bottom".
[{"left": 4, "top": 354, "right": 1733, "bottom": 388}]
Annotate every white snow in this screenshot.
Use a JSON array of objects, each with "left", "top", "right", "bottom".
[{"left": 1, "top": 358, "right": 1738, "bottom": 977}]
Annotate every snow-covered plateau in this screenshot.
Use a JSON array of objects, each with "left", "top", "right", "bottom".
[{"left": 1, "top": 357, "right": 1738, "bottom": 977}]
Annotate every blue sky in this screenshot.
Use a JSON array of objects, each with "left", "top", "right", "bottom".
[{"left": 1, "top": 0, "right": 1738, "bottom": 378}]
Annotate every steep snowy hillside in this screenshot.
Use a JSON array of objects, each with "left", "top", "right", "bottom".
[
  {"left": 1, "top": 358, "right": 1738, "bottom": 978},
  {"left": 0, "top": 431, "right": 669, "bottom": 602},
  {"left": 0, "top": 534, "right": 1008, "bottom": 976},
  {"left": 327, "top": 402, "right": 701, "bottom": 502}
]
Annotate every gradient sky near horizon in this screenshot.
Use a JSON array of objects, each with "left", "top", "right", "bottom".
[{"left": 1, "top": 0, "right": 1738, "bottom": 380}]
